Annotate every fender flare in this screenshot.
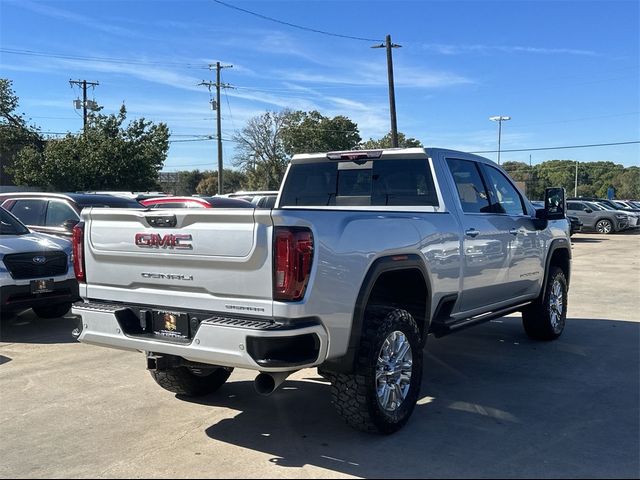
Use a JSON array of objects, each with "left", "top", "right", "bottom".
[
  {"left": 541, "top": 238, "right": 571, "bottom": 300},
  {"left": 321, "top": 254, "right": 431, "bottom": 374}
]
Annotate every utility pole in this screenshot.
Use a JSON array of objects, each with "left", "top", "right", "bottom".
[
  {"left": 198, "top": 62, "right": 233, "bottom": 195},
  {"left": 69, "top": 79, "right": 99, "bottom": 134},
  {"left": 489, "top": 115, "right": 511, "bottom": 165},
  {"left": 574, "top": 160, "right": 578, "bottom": 197},
  {"left": 372, "top": 35, "right": 401, "bottom": 147}
]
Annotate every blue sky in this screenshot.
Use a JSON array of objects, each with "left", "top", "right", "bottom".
[{"left": 1, "top": 0, "right": 638, "bottom": 171}]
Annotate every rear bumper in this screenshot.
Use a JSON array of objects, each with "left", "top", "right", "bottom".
[
  {"left": 72, "top": 301, "right": 329, "bottom": 372},
  {"left": 1, "top": 279, "right": 79, "bottom": 312}
]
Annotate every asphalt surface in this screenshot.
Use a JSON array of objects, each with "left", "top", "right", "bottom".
[{"left": 1, "top": 231, "right": 638, "bottom": 479}]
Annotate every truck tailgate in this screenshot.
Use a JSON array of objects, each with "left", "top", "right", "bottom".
[{"left": 83, "top": 207, "right": 274, "bottom": 316}]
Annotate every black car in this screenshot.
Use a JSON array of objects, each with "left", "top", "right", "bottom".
[
  {"left": 0, "top": 192, "right": 141, "bottom": 238},
  {"left": 567, "top": 214, "right": 582, "bottom": 236}
]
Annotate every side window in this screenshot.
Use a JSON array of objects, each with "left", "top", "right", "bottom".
[
  {"left": 567, "top": 202, "right": 583, "bottom": 211},
  {"left": 9, "top": 199, "right": 47, "bottom": 226},
  {"left": 371, "top": 159, "right": 438, "bottom": 206},
  {"left": 45, "top": 201, "right": 78, "bottom": 227},
  {"left": 447, "top": 159, "right": 491, "bottom": 214},
  {"left": 480, "top": 165, "right": 526, "bottom": 216}
]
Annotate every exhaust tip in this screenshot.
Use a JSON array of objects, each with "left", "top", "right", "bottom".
[{"left": 254, "top": 373, "right": 277, "bottom": 396}]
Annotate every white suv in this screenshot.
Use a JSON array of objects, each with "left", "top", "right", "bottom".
[{"left": 0, "top": 207, "right": 78, "bottom": 319}]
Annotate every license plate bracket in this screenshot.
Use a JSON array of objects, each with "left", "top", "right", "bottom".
[
  {"left": 152, "top": 310, "right": 190, "bottom": 339},
  {"left": 30, "top": 279, "right": 54, "bottom": 294}
]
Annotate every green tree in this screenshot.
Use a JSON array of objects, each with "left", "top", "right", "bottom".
[
  {"left": 359, "top": 132, "right": 423, "bottom": 149},
  {"left": 0, "top": 79, "right": 44, "bottom": 185},
  {"left": 611, "top": 166, "right": 640, "bottom": 199},
  {"left": 233, "top": 111, "right": 289, "bottom": 190},
  {"left": 281, "top": 110, "right": 361, "bottom": 155},
  {"left": 10, "top": 106, "right": 169, "bottom": 191},
  {"left": 196, "top": 169, "right": 247, "bottom": 195},
  {"left": 171, "top": 170, "right": 205, "bottom": 196}
]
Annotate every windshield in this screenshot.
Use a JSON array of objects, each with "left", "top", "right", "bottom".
[
  {"left": 585, "top": 202, "right": 606, "bottom": 211},
  {"left": 0, "top": 207, "right": 30, "bottom": 235}
]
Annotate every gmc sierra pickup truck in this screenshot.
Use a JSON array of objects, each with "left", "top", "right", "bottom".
[{"left": 72, "top": 148, "right": 571, "bottom": 434}]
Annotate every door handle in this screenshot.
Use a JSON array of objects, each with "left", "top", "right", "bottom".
[
  {"left": 465, "top": 228, "right": 480, "bottom": 238},
  {"left": 509, "top": 228, "right": 519, "bottom": 236}
]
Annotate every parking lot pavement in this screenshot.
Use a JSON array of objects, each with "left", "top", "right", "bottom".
[{"left": 1, "top": 232, "right": 638, "bottom": 479}]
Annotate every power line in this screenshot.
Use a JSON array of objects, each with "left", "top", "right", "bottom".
[
  {"left": 211, "top": 0, "right": 382, "bottom": 43},
  {"left": 469, "top": 140, "right": 639, "bottom": 154},
  {"left": 0, "top": 48, "right": 209, "bottom": 69}
]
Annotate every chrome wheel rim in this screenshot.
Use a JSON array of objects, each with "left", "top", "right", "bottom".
[
  {"left": 376, "top": 331, "right": 413, "bottom": 412},
  {"left": 596, "top": 220, "right": 611, "bottom": 234},
  {"left": 549, "top": 278, "right": 564, "bottom": 333}
]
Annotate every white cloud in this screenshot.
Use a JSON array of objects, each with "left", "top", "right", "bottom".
[{"left": 422, "top": 43, "right": 597, "bottom": 56}]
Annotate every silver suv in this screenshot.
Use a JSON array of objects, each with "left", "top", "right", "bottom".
[
  {"left": 0, "top": 207, "right": 78, "bottom": 319},
  {"left": 566, "top": 200, "right": 629, "bottom": 234}
]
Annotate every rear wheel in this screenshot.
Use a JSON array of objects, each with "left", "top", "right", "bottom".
[
  {"left": 150, "top": 366, "right": 233, "bottom": 396},
  {"left": 522, "top": 266, "right": 567, "bottom": 341},
  {"left": 32, "top": 302, "right": 71, "bottom": 319},
  {"left": 330, "top": 307, "right": 423, "bottom": 434}
]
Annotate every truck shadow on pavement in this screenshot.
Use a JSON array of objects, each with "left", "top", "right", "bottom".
[
  {"left": 0, "top": 311, "right": 78, "bottom": 344},
  {"left": 186, "top": 318, "right": 639, "bottom": 479}
]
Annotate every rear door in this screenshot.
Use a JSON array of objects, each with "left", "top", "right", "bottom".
[
  {"left": 84, "top": 207, "right": 274, "bottom": 316},
  {"left": 567, "top": 201, "right": 593, "bottom": 227},
  {"left": 446, "top": 158, "right": 513, "bottom": 312}
]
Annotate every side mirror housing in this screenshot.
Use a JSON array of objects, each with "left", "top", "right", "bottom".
[
  {"left": 584, "top": 208, "right": 593, "bottom": 213},
  {"left": 544, "top": 187, "right": 566, "bottom": 221}
]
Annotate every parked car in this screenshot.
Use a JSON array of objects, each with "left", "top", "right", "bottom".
[
  {"left": 592, "top": 202, "right": 639, "bottom": 228},
  {"left": 0, "top": 192, "right": 142, "bottom": 238},
  {"left": 0, "top": 207, "right": 79, "bottom": 319},
  {"left": 225, "top": 190, "right": 279, "bottom": 203},
  {"left": 76, "top": 191, "right": 169, "bottom": 202},
  {"left": 251, "top": 194, "right": 278, "bottom": 209},
  {"left": 566, "top": 200, "right": 628, "bottom": 234},
  {"left": 139, "top": 196, "right": 253, "bottom": 209}
]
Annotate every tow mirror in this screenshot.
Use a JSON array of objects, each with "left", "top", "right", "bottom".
[{"left": 544, "top": 187, "right": 566, "bottom": 220}]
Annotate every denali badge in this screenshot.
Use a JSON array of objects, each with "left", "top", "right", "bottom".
[
  {"left": 135, "top": 233, "right": 193, "bottom": 249},
  {"left": 141, "top": 272, "right": 194, "bottom": 281}
]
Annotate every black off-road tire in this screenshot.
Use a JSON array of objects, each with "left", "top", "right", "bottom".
[
  {"left": 330, "top": 307, "right": 423, "bottom": 434},
  {"left": 150, "top": 366, "right": 233, "bottom": 396},
  {"left": 522, "top": 266, "right": 568, "bottom": 341},
  {"left": 32, "top": 302, "right": 71, "bottom": 319}
]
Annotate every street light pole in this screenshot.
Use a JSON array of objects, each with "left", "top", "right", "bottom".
[
  {"left": 575, "top": 160, "right": 578, "bottom": 197},
  {"left": 373, "top": 34, "right": 401, "bottom": 147},
  {"left": 489, "top": 115, "right": 511, "bottom": 165}
]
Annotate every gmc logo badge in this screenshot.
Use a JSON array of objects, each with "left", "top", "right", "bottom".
[{"left": 135, "top": 233, "right": 193, "bottom": 250}]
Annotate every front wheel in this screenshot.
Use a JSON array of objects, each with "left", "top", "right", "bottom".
[
  {"left": 330, "top": 307, "right": 423, "bottom": 434},
  {"left": 150, "top": 366, "right": 233, "bottom": 396},
  {"left": 595, "top": 219, "right": 613, "bottom": 234},
  {"left": 522, "top": 266, "right": 568, "bottom": 341}
]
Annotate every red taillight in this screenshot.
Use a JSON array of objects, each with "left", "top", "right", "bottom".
[
  {"left": 273, "top": 227, "right": 313, "bottom": 302},
  {"left": 72, "top": 222, "right": 85, "bottom": 282}
]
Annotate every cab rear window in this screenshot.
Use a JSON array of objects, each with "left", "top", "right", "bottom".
[{"left": 280, "top": 159, "right": 438, "bottom": 207}]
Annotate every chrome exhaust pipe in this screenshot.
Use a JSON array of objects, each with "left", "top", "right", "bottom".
[{"left": 254, "top": 371, "right": 294, "bottom": 396}]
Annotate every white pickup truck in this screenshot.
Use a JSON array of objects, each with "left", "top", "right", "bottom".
[{"left": 72, "top": 148, "right": 571, "bottom": 433}]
